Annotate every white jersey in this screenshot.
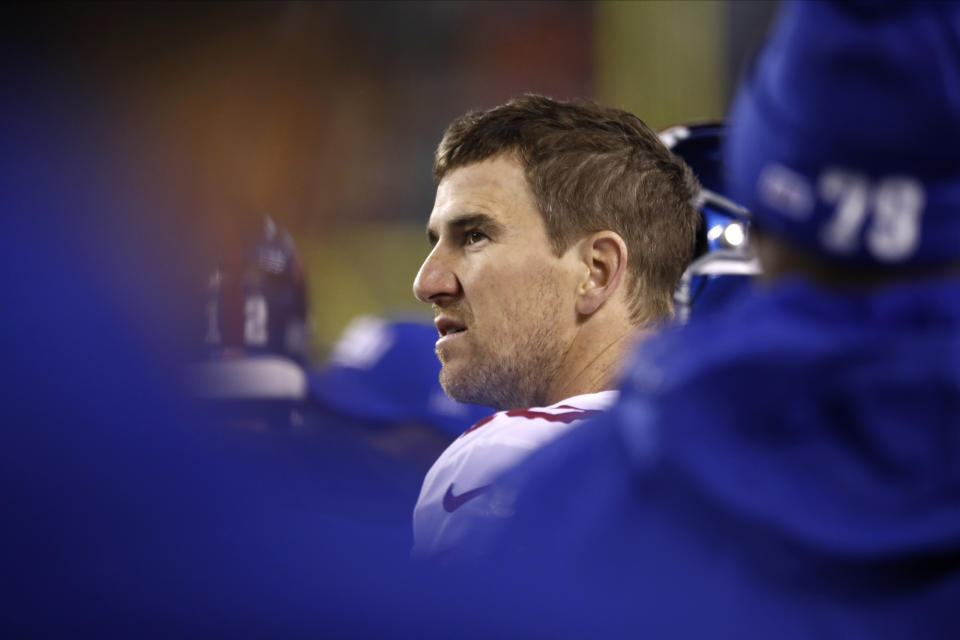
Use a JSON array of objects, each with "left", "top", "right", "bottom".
[{"left": 411, "top": 391, "right": 618, "bottom": 558}]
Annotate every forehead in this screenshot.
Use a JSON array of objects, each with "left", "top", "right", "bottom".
[{"left": 428, "top": 154, "right": 543, "bottom": 233}]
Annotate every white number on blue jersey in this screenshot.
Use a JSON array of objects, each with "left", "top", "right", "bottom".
[
  {"left": 818, "top": 169, "right": 925, "bottom": 262},
  {"left": 244, "top": 295, "right": 268, "bottom": 345}
]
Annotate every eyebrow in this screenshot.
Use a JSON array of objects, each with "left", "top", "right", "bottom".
[{"left": 426, "top": 212, "right": 503, "bottom": 246}]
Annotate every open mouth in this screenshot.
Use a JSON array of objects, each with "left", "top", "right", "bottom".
[{"left": 435, "top": 317, "right": 467, "bottom": 339}]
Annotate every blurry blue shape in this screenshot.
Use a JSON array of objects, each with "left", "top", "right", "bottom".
[
  {"left": 0, "top": 46, "right": 442, "bottom": 638},
  {"left": 309, "top": 316, "right": 491, "bottom": 437},
  {"left": 726, "top": 0, "right": 960, "bottom": 265},
  {"left": 453, "top": 277, "right": 960, "bottom": 637}
]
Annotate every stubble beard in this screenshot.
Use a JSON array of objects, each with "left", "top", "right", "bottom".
[{"left": 436, "top": 281, "right": 567, "bottom": 411}]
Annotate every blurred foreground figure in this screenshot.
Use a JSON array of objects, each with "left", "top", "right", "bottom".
[
  {"left": 0, "top": 104, "right": 443, "bottom": 637},
  {"left": 460, "top": 3, "right": 960, "bottom": 637},
  {"left": 0, "top": 31, "right": 477, "bottom": 636}
]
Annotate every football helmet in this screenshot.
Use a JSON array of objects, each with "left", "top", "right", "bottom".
[{"left": 660, "top": 122, "right": 761, "bottom": 322}]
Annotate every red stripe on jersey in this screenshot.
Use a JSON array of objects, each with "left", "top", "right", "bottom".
[
  {"left": 461, "top": 413, "right": 497, "bottom": 437},
  {"left": 505, "top": 408, "right": 605, "bottom": 423},
  {"left": 460, "top": 407, "right": 603, "bottom": 437}
]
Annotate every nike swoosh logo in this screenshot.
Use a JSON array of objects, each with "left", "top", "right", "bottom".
[{"left": 442, "top": 483, "right": 490, "bottom": 513}]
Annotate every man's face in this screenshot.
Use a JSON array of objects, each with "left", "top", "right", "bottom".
[{"left": 413, "top": 154, "right": 580, "bottom": 410}]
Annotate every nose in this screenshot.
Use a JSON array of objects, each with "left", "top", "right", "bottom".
[{"left": 413, "top": 246, "right": 460, "bottom": 303}]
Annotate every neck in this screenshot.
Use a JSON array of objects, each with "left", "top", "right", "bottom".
[{"left": 545, "top": 320, "right": 647, "bottom": 405}]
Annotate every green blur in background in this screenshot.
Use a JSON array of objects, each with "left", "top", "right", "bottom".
[{"left": 301, "top": 225, "right": 430, "bottom": 360}]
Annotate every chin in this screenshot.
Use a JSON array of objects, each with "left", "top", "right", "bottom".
[
  {"left": 440, "top": 363, "right": 529, "bottom": 411},
  {"left": 439, "top": 364, "right": 486, "bottom": 407},
  {"left": 438, "top": 363, "right": 467, "bottom": 399}
]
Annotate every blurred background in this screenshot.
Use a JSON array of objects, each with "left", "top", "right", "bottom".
[{"left": 9, "top": 0, "right": 777, "bottom": 360}]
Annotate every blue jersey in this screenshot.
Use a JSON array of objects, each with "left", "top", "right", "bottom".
[{"left": 460, "top": 277, "right": 960, "bottom": 638}]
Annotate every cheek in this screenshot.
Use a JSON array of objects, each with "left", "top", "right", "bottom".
[
  {"left": 460, "top": 255, "right": 515, "bottom": 305},
  {"left": 468, "top": 256, "right": 526, "bottom": 295},
  {"left": 470, "top": 258, "right": 568, "bottom": 325}
]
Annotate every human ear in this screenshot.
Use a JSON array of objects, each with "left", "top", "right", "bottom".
[{"left": 575, "top": 231, "right": 628, "bottom": 316}]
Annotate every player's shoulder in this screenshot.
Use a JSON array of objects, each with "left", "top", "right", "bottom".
[
  {"left": 459, "top": 390, "right": 618, "bottom": 438},
  {"left": 616, "top": 276, "right": 960, "bottom": 475},
  {"left": 432, "top": 391, "right": 617, "bottom": 460},
  {"left": 630, "top": 276, "right": 959, "bottom": 399},
  {"left": 414, "top": 391, "right": 621, "bottom": 560}
]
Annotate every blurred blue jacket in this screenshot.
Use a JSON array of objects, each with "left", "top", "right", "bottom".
[{"left": 459, "top": 276, "right": 960, "bottom": 638}]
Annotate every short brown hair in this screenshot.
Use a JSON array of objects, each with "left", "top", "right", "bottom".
[{"left": 434, "top": 94, "right": 700, "bottom": 325}]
